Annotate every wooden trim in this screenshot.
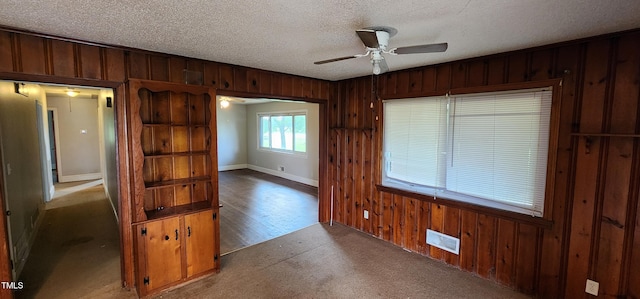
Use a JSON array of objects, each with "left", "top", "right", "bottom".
[
  {"left": 115, "top": 83, "right": 135, "bottom": 289},
  {"left": 0, "top": 71, "right": 121, "bottom": 88},
  {"left": 571, "top": 133, "right": 640, "bottom": 138},
  {"left": 376, "top": 185, "right": 553, "bottom": 229},
  {"left": 448, "top": 79, "right": 561, "bottom": 95},
  {"left": 0, "top": 134, "right": 12, "bottom": 299},
  {"left": 217, "top": 89, "right": 328, "bottom": 104}
]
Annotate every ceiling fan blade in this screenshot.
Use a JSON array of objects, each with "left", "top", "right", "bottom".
[
  {"left": 356, "top": 29, "right": 379, "bottom": 48},
  {"left": 394, "top": 43, "right": 448, "bottom": 54},
  {"left": 378, "top": 58, "right": 389, "bottom": 74},
  {"left": 314, "top": 55, "right": 359, "bottom": 65}
]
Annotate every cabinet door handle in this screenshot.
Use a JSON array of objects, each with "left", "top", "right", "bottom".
[
  {"left": 175, "top": 229, "right": 179, "bottom": 240},
  {"left": 188, "top": 226, "right": 191, "bottom": 237}
]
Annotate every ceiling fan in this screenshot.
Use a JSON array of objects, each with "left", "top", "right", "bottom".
[{"left": 314, "top": 26, "right": 448, "bottom": 75}]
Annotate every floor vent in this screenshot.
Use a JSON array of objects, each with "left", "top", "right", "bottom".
[{"left": 426, "top": 229, "right": 460, "bottom": 255}]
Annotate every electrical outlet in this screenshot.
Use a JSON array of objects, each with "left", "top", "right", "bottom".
[
  {"left": 363, "top": 210, "right": 369, "bottom": 219},
  {"left": 585, "top": 279, "right": 599, "bottom": 296},
  {"left": 278, "top": 165, "right": 285, "bottom": 172}
]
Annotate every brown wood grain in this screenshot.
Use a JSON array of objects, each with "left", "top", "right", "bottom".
[
  {"left": 451, "top": 62, "right": 467, "bottom": 89},
  {"left": 78, "top": 44, "right": 102, "bottom": 79},
  {"left": 105, "top": 48, "right": 125, "bottom": 81},
  {"left": 486, "top": 57, "right": 506, "bottom": 85},
  {"left": 184, "top": 210, "right": 215, "bottom": 277},
  {"left": 443, "top": 206, "right": 460, "bottom": 266},
  {"left": 18, "top": 34, "right": 47, "bottom": 74},
  {"left": 565, "top": 38, "right": 611, "bottom": 297},
  {"left": 429, "top": 203, "right": 444, "bottom": 260},
  {"left": 495, "top": 220, "right": 516, "bottom": 286},
  {"left": 467, "top": 60, "right": 486, "bottom": 87},
  {"left": 507, "top": 52, "right": 528, "bottom": 83},
  {"left": 476, "top": 214, "right": 496, "bottom": 279},
  {"left": 218, "top": 64, "right": 234, "bottom": 90},
  {"left": 515, "top": 224, "right": 538, "bottom": 293},
  {"left": 529, "top": 49, "right": 554, "bottom": 81},
  {"left": 128, "top": 51, "right": 149, "bottom": 79},
  {"left": 169, "top": 57, "right": 186, "bottom": 83},
  {"left": 50, "top": 39, "right": 76, "bottom": 77},
  {"left": 459, "top": 210, "right": 477, "bottom": 272},
  {"left": 537, "top": 43, "right": 581, "bottom": 298},
  {"left": 0, "top": 31, "right": 13, "bottom": 72},
  {"left": 150, "top": 55, "right": 169, "bottom": 82}
]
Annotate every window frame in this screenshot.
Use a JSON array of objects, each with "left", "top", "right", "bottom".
[
  {"left": 257, "top": 110, "right": 308, "bottom": 155},
  {"left": 377, "top": 80, "right": 562, "bottom": 225}
]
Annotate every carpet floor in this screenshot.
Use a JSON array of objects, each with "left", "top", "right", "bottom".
[{"left": 156, "top": 223, "right": 531, "bottom": 299}]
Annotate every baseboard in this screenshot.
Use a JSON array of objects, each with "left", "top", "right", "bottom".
[
  {"left": 48, "top": 184, "right": 55, "bottom": 202},
  {"left": 104, "top": 186, "right": 119, "bottom": 223},
  {"left": 218, "top": 164, "right": 248, "bottom": 171},
  {"left": 247, "top": 165, "right": 318, "bottom": 187},
  {"left": 59, "top": 172, "right": 102, "bottom": 183}
]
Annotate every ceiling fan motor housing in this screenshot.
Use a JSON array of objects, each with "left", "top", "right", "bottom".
[{"left": 374, "top": 30, "right": 390, "bottom": 50}]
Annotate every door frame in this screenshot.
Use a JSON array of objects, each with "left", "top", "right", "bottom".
[{"left": 0, "top": 74, "right": 134, "bottom": 288}]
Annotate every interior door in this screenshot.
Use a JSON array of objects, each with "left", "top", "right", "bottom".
[{"left": 184, "top": 210, "right": 215, "bottom": 277}]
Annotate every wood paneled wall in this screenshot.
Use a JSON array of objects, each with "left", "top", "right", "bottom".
[
  {"left": 329, "top": 30, "right": 640, "bottom": 298},
  {"left": 0, "top": 30, "right": 331, "bottom": 100},
  {"left": 0, "top": 28, "right": 332, "bottom": 295}
]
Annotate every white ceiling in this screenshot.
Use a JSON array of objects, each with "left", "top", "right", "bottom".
[{"left": 1, "top": 1, "right": 639, "bottom": 81}]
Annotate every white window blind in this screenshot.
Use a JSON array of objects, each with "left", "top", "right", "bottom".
[
  {"left": 384, "top": 98, "right": 447, "bottom": 187},
  {"left": 382, "top": 88, "right": 552, "bottom": 217}
]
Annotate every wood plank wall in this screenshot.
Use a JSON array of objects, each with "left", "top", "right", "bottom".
[
  {"left": 0, "top": 28, "right": 332, "bottom": 296},
  {"left": 330, "top": 30, "right": 640, "bottom": 298}
]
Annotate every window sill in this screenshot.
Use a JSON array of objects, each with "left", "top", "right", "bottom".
[{"left": 376, "top": 184, "right": 553, "bottom": 229}]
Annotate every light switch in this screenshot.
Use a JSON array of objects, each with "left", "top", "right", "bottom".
[{"left": 81, "top": 129, "right": 87, "bottom": 134}]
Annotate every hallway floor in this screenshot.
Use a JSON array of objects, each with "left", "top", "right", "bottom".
[{"left": 15, "top": 183, "right": 133, "bottom": 299}]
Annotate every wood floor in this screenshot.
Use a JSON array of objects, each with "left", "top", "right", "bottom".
[{"left": 219, "top": 169, "right": 319, "bottom": 254}]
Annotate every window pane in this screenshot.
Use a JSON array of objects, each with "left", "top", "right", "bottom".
[
  {"left": 260, "top": 116, "right": 270, "bottom": 148},
  {"left": 294, "top": 115, "right": 306, "bottom": 152},
  {"left": 270, "top": 115, "right": 293, "bottom": 150}
]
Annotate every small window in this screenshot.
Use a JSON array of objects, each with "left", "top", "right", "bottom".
[
  {"left": 382, "top": 88, "right": 553, "bottom": 217},
  {"left": 259, "top": 112, "right": 306, "bottom": 153}
]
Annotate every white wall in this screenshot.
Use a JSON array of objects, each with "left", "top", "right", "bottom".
[
  {"left": 48, "top": 96, "right": 102, "bottom": 182},
  {"left": 216, "top": 99, "right": 319, "bottom": 186},
  {"left": 246, "top": 101, "right": 319, "bottom": 186},
  {"left": 97, "top": 90, "right": 118, "bottom": 218},
  {"left": 0, "top": 81, "right": 47, "bottom": 278},
  {"left": 216, "top": 99, "right": 247, "bottom": 170}
]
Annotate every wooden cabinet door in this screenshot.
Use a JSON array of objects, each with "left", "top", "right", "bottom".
[
  {"left": 141, "top": 216, "right": 183, "bottom": 292},
  {"left": 184, "top": 210, "right": 215, "bottom": 277}
]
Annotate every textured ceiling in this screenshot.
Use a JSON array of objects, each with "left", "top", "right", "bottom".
[{"left": 1, "top": 1, "right": 639, "bottom": 81}]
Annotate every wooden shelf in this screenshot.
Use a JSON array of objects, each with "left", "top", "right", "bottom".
[
  {"left": 145, "top": 176, "right": 211, "bottom": 189},
  {"left": 144, "top": 201, "right": 212, "bottom": 221}
]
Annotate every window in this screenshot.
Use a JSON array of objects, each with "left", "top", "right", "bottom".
[
  {"left": 382, "top": 88, "right": 552, "bottom": 217},
  {"left": 259, "top": 112, "right": 306, "bottom": 153}
]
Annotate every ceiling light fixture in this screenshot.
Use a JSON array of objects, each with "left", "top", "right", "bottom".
[
  {"left": 66, "top": 89, "right": 78, "bottom": 97},
  {"left": 220, "top": 98, "right": 230, "bottom": 108}
]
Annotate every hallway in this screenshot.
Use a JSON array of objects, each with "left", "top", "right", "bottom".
[{"left": 15, "top": 183, "right": 132, "bottom": 299}]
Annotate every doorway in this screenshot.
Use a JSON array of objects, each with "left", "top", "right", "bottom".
[
  {"left": 216, "top": 95, "right": 320, "bottom": 254},
  {"left": 0, "top": 81, "right": 122, "bottom": 297}
]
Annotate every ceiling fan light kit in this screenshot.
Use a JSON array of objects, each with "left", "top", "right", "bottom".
[{"left": 314, "top": 26, "right": 447, "bottom": 75}]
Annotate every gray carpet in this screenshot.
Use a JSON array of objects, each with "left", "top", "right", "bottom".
[{"left": 156, "top": 223, "right": 530, "bottom": 299}]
